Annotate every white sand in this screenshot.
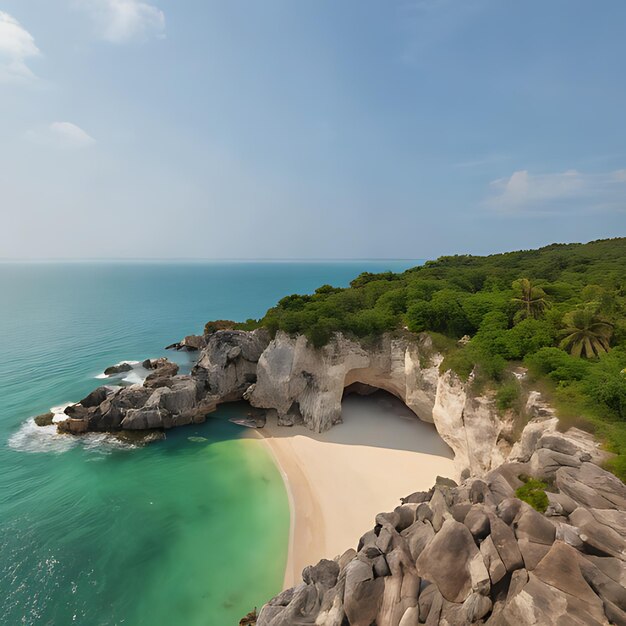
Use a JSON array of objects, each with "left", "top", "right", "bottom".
[{"left": 257, "top": 392, "right": 455, "bottom": 588}]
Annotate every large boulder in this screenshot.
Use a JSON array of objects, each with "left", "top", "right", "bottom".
[
  {"left": 557, "top": 463, "right": 626, "bottom": 510},
  {"left": 416, "top": 519, "right": 489, "bottom": 603}
]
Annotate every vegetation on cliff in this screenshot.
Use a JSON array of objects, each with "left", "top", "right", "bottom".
[{"left": 230, "top": 238, "right": 626, "bottom": 477}]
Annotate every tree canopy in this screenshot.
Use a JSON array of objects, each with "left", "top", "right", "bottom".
[{"left": 229, "top": 237, "right": 626, "bottom": 478}]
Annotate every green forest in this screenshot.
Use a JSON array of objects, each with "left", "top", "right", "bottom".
[{"left": 235, "top": 238, "right": 626, "bottom": 478}]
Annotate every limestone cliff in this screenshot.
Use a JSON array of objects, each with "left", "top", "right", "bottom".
[
  {"left": 232, "top": 330, "right": 602, "bottom": 480},
  {"left": 55, "top": 328, "right": 607, "bottom": 484}
]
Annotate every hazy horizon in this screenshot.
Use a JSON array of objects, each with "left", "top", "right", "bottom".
[{"left": 1, "top": 1, "right": 625, "bottom": 259}]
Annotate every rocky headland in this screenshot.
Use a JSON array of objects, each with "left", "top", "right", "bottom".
[{"left": 44, "top": 328, "right": 626, "bottom": 625}]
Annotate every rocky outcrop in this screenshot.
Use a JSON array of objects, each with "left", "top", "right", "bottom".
[
  {"left": 103, "top": 362, "right": 133, "bottom": 376},
  {"left": 56, "top": 358, "right": 218, "bottom": 433},
  {"left": 165, "top": 334, "right": 207, "bottom": 351},
  {"left": 255, "top": 432, "right": 626, "bottom": 626},
  {"left": 193, "top": 329, "right": 270, "bottom": 402}
]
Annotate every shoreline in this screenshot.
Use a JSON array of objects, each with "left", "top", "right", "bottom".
[{"left": 252, "top": 393, "right": 456, "bottom": 589}]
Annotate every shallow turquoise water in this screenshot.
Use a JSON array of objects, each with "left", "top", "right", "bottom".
[{"left": 0, "top": 260, "right": 418, "bottom": 625}]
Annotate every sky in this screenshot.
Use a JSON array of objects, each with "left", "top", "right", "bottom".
[{"left": 0, "top": 0, "right": 625, "bottom": 260}]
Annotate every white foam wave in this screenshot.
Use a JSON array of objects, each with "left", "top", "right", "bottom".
[
  {"left": 95, "top": 360, "right": 149, "bottom": 385},
  {"left": 8, "top": 411, "right": 138, "bottom": 455},
  {"left": 8, "top": 420, "right": 76, "bottom": 454},
  {"left": 50, "top": 402, "right": 74, "bottom": 423}
]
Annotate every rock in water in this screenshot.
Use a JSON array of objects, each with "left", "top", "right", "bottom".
[
  {"left": 34, "top": 412, "right": 54, "bottom": 427},
  {"left": 103, "top": 362, "right": 133, "bottom": 376}
]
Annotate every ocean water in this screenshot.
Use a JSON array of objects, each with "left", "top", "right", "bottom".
[{"left": 0, "top": 260, "right": 418, "bottom": 626}]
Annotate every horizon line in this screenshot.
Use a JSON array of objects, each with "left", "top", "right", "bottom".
[{"left": 0, "top": 257, "right": 426, "bottom": 263}]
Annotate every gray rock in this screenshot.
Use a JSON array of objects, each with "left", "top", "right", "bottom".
[
  {"left": 555, "top": 522, "right": 584, "bottom": 550},
  {"left": 577, "top": 552, "right": 626, "bottom": 613},
  {"left": 570, "top": 507, "right": 626, "bottom": 560},
  {"left": 450, "top": 502, "right": 472, "bottom": 523},
  {"left": 533, "top": 541, "right": 609, "bottom": 617},
  {"left": 436, "top": 475, "right": 458, "bottom": 489},
  {"left": 394, "top": 505, "right": 418, "bottom": 531},
  {"left": 517, "top": 538, "right": 551, "bottom": 571},
  {"left": 267, "top": 586, "right": 298, "bottom": 607},
  {"left": 546, "top": 491, "right": 578, "bottom": 516},
  {"left": 143, "top": 360, "right": 179, "bottom": 388},
  {"left": 416, "top": 519, "right": 489, "bottom": 603},
  {"left": 358, "top": 528, "right": 378, "bottom": 552},
  {"left": 34, "top": 412, "right": 54, "bottom": 427},
  {"left": 513, "top": 506, "right": 556, "bottom": 546},
  {"left": 480, "top": 535, "right": 507, "bottom": 585},
  {"left": 343, "top": 559, "right": 384, "bottom": 626},
  {"left": 488, "top": 463, "right": 528, "bottom": 490},
  {"left": 464, "top": 592, "right": 493, "bottom": 622},
  {"left": 489, "top": 515, "right": 524, "bottom": 572},
  {"left": 180, "top": 334, "right": 206, "bottom": 351},
  {"left": 500, "top": 572, "right": 607, "bottom": 625},
  {"left": 485, "top": 472, "right": 515, "bottom": 504},
  {"left": 464, "top": 505, "right": 491, "bottom": 540},
  {"left": 80, "top": 386, "right": 114, "bottom": 407},
  {"left": 416, "top": 503, "right": 433, "bottom": 523},
  {"left": 584, "top": 555, "right": 626, "bottom": 586},
  {"left": 401, "top": 490, "right": 432, "bottom": 504},
  {"left": 557, "top": 463, "right": 626, "bottom": 510},
  {"left": 120, "top": 407, "right": 164, "bottom": 430},
  {"left": 418, "top": 585, "right": 443, "bottom": 626},
  {"left": 302, "top": 558, "right": 340, "bottom": 589},
  {"left": 265, "top": 584, "right": 322, "bottom": 625},
  {"left": 603, "top": 599, "right": 626, "bottom": 626},
  {"left": 529, "top": 448, "right": 581, "bottom": 479},
  {"left": 103, "top": 362, "right": 133, "bottom": 376},
  {"left": 402, "top": 520, "right": 435, "bottom": 562},
  {"left": 337, "top": 548, "right": 357, "bottom": 570},
  {"left": 429, "top": 488, "right": 450, "bottom": 532},
  {"left": 194, "top": 329, "right": 269, "bottom": 402},
  {"left": 398, "top": 605, "right": 420, "bottom": 626},
  {"left": 506, "top": 567, "right": 528, "bottom": 601},
  {"left": 468, "top": 479, "right": 490, "bottom": 504},
  {"left": 373, "top": 554, "right": 391, "bottom": 578},
  {"left": 588, "top": 508, "right": 626, "bottom": 538},
  {"left": 496, "top": 498, "right": 522, "bottom": 525},
  {"left": 255, "top": 605, "right": 284, "bottom": 626},
  {"left": 538, "top": 433, "right": 580, "bottom": 456}
]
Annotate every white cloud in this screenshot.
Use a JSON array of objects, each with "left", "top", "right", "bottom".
[
  {"left": 77, "top": 0, "right": 165, "bottom": 43},
  {"left": 486, "top": 168, "right": 626, "bottom": 214},
  {"left": 0, "top": 11, "right": 40, "bottom": 83},
  {"left": 26, "top": 122, "right": 96, "bottom": 149}
]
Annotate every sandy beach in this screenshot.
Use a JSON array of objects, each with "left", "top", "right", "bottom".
[{"left": 257, "top": 392, "right": 455, "bottom": 588}]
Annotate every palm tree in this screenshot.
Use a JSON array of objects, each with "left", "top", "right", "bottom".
[
  {"left": 559, "top": 308, "right": 613, "bottom": 358},
  {"left": 512, "top": 278, "right": 550, "bottom": 321}
]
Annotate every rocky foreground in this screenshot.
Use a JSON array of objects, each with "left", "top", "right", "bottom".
[{"left": 255, "top": 429, "right": 626, "bottom": 625}]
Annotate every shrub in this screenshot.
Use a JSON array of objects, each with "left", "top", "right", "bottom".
[
  {"left": 496, "top": 381, "right": 521, "bottom": 412},
  {"left": 515, "top": 477, "right": 549, "bottom": 513},
  {"left": 525, "top": 347, "right": 591, "bottom": 383},
  {"left": 204, "top": 319, "right": 236, "bottom": 335},
  {"left": 504, "top": 318, "right": 556, "bottom": 360}
]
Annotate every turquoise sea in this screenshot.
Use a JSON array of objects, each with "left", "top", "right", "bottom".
[{"left": 0, "top": 260, "right": 418, "bottom": 626}]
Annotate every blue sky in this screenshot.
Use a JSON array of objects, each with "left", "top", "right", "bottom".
[{"left": 1, "top": 1, "right": 625, "bottom": 259}]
